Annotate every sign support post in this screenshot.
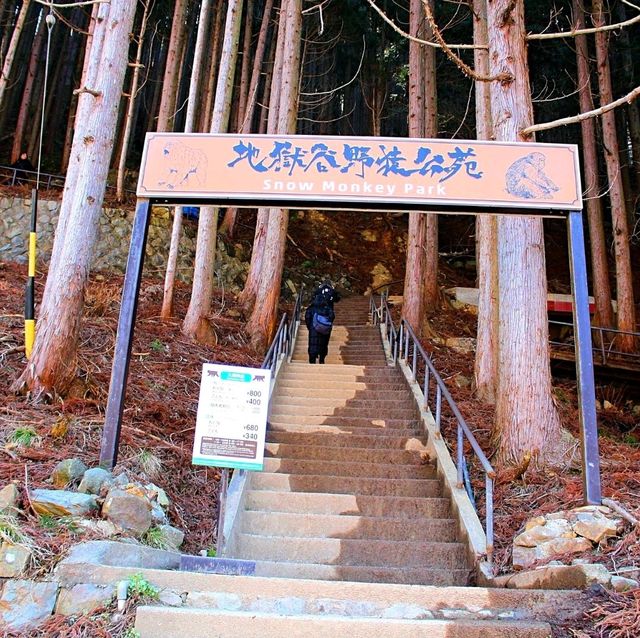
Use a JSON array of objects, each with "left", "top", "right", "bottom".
[{"left": 567, "top": 210, "right": 602, "bottom": 504}]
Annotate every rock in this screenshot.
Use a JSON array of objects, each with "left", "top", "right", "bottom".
[
  {"left": 0, "top": 483, "right": 20, "bottom": 512},
  {"left": 78, "top": 468, "right": 113, "bottom": 495},
  {"left": 444, "top": 337, "right": 477, "bottom": 354},
  {"left": 55, "top": 584, "right": 115, "bottom": 615},
  {"left": 0, "top": 542, "right": 31, "bottom": 577},
  {"left": 102, "top": 489, "right": 152, "bottom": 535},
  {"left": 151, "top": 501, "right": 168, "bottom": 525},
  {"left": 56, "top": 540, "right": 181, "bottom": 578},
  {"left": 610, "top": 576, "right": 639, "bottom": 592},
  {"left": 534, "top": 537, "right": 592, "bottom": 561},
  {"left": 495, "top": 563, "right": 612, "bottom": 590},
  {"left": 360, "top": 230, "right": 377, "bottom": 242},
  {"left": 145, "top": 483, "right": 170, "bottom": 508},
  {"left": 573, "top": 512, "right": 619, "bottom": 543},
  {"left": 31, "top": 489, "right": 98, "bottom": 517},
  {"left": 75, "top": 519, "right": 119, "bottom": 537},
  {"left": 51, "top": 458, "right": 88, "bottom": 488},
  {"left": 112, "top": 472, "right": 130, "bottom": 487},
  {"left": 524, "top": 516, "right": 547, "bottom": 531},
  {"left": 514, "top": 519, "right": 575, "bottom": 547},
  {"left": 603, "top": 400, "right": 614, "bottom": 410},
  {"left": 157, "top": 524, "right": 185, "bottom": 549},
  {"left": 0, "top": 580, "right": 58, "bottom": 631},
  {"left": 453, "top": 374, "right": 472, "bottom": 389},
  {"left": 512, "top": 545, "right": 537, "bottom": 570},
  {"left": 158, "top": 590, "right": 184, "bottom": 607},
  {"left": 370, "top": 263, "right": 391, "bottom": 291}
]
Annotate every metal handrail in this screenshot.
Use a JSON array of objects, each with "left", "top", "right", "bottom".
[
  {"left": 262, "top": 284, "right": 305, "bottom": 373},
  {"left": 549, "top": 319, "right": 640, "bottom": 367},
  {"left": 371, "top": 294, "right": 495, "bottom": 561},
  {"left": 0, "top": 164, "right": 134, "bottom": 194}
]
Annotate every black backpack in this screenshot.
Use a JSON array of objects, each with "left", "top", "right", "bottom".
[{"left": 312, "top": 304, "right": 333, "bottom": 335}]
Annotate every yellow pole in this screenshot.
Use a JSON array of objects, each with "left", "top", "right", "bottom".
[{"left": 24, "top": 190, "right": 37, "bottom": 359}]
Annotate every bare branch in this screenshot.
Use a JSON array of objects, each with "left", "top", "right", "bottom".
[
  {"left": 364, "top": 0, "right": 484, "bottom": 49},
  {"left": 422, "top": 0, "right": 510, "bottom": 82},
  {"left": 35, "top": 0, "right": 109, "bottom": 7},
  {"left": 528, "top": 0, "right": 640, "bottom": 40},
  {"left": 521, "top": 84, "right": 640, "bottom": 135}
]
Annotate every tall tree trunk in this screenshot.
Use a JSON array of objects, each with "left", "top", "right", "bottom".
[
  {"left": 422, "top": 0, "right": 438, "bottom": 310},
  {"left": 12, "top": 0, "right": 137, "bottom": 397},
  {"left": 10, "top": 6, "right": 44, "bottom": 162},
  {"left": 473, "top": 0, "right": 498, "bottom": 403},
  {"left": 116, "top": 0, "right": 150, "bottom": 202},
  {"left": 161, "top": 0, "right": 212, "bottom": 320},
  {"left": 156, "top": 0, "right": 187, "bottom": 132},
  {"left": 592, "top": 0, "right": 636, "bottom": 350},
  {"left": 182, "top": 0, "right": 244, "bottom": 343},
  {"left": 401, "top": 0, "right": 427, "bottom": 334},
  {"left": 487, "top": 0, "right": 567, "bottom": 468},
  {"left": 239, "top": 0, "right": 287, "bottom": 313},
  {"left": 199, "top": 0, "right": 225, "bottom": 133},
  {"left": 573, "top": 0, "right": 613, "bottom": 328},
  {"left": 246, "top": 0, "right": 302, "bottom": 351},
  {"left": 220, "top": 0, "right": 274, "bottom": 238},
  {"left": 0, "top": 0, "right": 30, "bottom": 114},
  {"left": 62, "top": 2, "right": 99, "bottom": 171}
]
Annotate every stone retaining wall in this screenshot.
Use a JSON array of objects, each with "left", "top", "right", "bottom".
[{"left": 0, "top": 196, "right": 203, "bottom": 284}]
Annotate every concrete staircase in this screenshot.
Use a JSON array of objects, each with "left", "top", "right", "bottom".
[
  {"left": 226, "top": 296, "right": 470, "bottom": 586},
  {"left": 130, "top": 296, "right": 577, "bottom": 636}
]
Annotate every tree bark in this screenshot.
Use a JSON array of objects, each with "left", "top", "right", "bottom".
[
  {"left": 0, "top": 0, "right": 30, "bottom": 115},
  {"left": 487, "top": 0, "right": 567, "bottom": 468},
  {"left": 473, "top": 0, "right": 498, "bottom": 403},
  {"left": 220, "top": 0, "right": 275, "bottom": 238},
  {"left": 199, "top": 0, "right": 226, "bottom": 133},
  {"left": 246, "top": 0, "right": 302, "bottom": 351},
  {"left": 573, "top": 0, "right": 613, "bottom": 329},
  {"left": 402, "top": 0, "right": 427, "bottom": 334},
  {"left": 592, "top": 0, "right": 636, "bottom": 350},
  {"left": 10, "top": 6, "right": 44, "bottom": 162},
  {"left": 182, "top": 0, "right": 244, "bottom": 343},
  {"left": 161, "top": 0, "right": 212, "bottom": 320},
  {"left": 116, "top": 0, "right": 150, "bottom": 202},
  {"left": 156, "top": 0, "right": 187, "bottom": 132},
  {"left": 12, "top": 0, "right": 138, "bottom": 398}
]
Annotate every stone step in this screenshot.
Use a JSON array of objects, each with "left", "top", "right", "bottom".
[
  {"left": 268, "top": 415, "right": 421, "bottom": 429},
  {"left": 276, "top": 379, "right": 408, "bottom": 392},
  {"left": 269, "top": 405, "right": 418, "bottom": 418},
  {"left": 250, "top": 473, "right": 442, "bottom": 497},
  {"left": 233, "top": 534, "right": 469, "bottom": 569},
  {"left": 267, "top": 424, "right": 423, "bottom": 439},
  {"left": 242, "top": 562, "right": 469, "bottom": 586},
  {"left": 262, "top": 458, "right": 436, "bottom": 480},
  {"left": 266, "top": 431, "right": 427, "bottom": 450},
  {"left": 244, "top": 490, "right": 451, "bottom": 518},
  {"left": 239, "top": 511, "right": 459, "bottom": 542},
  {"left": 285, "top": 363, "right": 402, "bottom": 377},
  {"left": 135, "top": 609, "right": 553, "bottom": 638},
  {"left": 264, "top": 442, "right": 428, "bottom": 463},
  {"left": 270, "top": 397, "right": 417, "bottom": 411},
  {"left": 274, "top": 386, "right": 410, "bottom": 399}
]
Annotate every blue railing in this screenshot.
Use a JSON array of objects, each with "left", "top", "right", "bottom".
[{"left": 371, "top": 293, "right": 495, "bottom": 561}]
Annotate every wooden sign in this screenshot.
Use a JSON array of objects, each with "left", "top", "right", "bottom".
[{"left": 138, "top": 133, "right": 582, "bottom": 211}]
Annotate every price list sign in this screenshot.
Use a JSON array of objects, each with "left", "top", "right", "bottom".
[{"left": 192, "top": 364, "right": 271, "bottom": 471}]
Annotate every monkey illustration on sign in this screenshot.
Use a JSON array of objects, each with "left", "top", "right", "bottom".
[
  {"left": 158, "top": 141, "right": 208, "bottom": 190},
  {"left": 505, "top": 152, "right": 559, "bottom": 200}
]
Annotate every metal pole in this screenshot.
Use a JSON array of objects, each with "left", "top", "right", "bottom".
[
  {"left": 100, "top": 199, "right": 152, "bottom": 468},
  {"left": 216, "top": 468, "right": 229, "bottom": 554},
  {"left": 24, "top": 189, "right": 38, "bottom": 358},
  {"left": 567, "top": 211, "right": 602, "bottom": 504}
]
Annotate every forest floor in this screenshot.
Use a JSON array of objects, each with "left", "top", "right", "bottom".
[{"left": 0, "top": 208, "right": 639, "bottom": 636}]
